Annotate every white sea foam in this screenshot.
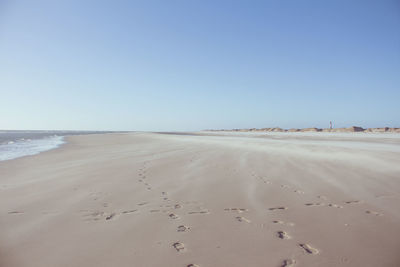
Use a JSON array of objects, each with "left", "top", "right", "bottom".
[{"left": 0, "top": 136, "right": 65, "bottom": 161}]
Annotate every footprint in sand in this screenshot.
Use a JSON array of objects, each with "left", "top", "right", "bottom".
[
  {"left": 259, "top": 177, "right": 271, "bottom": 184},
  {"left": 277, "top": 231, "right": 291, "bottom": 239},
  {"left": 272, "top": 220, "right": 295, "bottom": 226},
  {"left": 169, "top": 213, "right": 179, "bottom": 219},
  {"left": 187, "top": 264, "right": 199, "bottom": 267},
  {"left": 365, "top": 210, "right": 382, "bottom": 216},
  {"left": 304, "top": 203, "right": 324, "bottom": 207},
  {"left": 138, "top": 202, "right": 148, "bottom": 206},
  {"left": 269, "top": 206, "right": 288, "bottom": 211},
  {"left": 224, "top": 208, "right": 248, "bottom": 213},
  {"left": 105, "top": 212, "right": 117, "bottom": 220},
  {"left": 82, "top": 210, "right": 107, "bottom": 221},
  {"left": 172, "top": 242, "right": 185, "bottom": 252},
  {"left": 177, "top": 225, "right": 190, "bottom": 232},
  {"left": 344, "top": 200, "right": 361, "bottom": 204},
  {"left": 188, "top": 210, "right": 209, "bottom": 215},
  {"left": 235, "top": 216, "right": 251, "bottom": 223},
  {"left": 299, "top": 243, "right": 319, "bottom": 255},
  {"left": 255, "top": 175, "right": 271, "bottom": 184},
  {"left": 84, "top": 210, "right": 120, "bottom": 221},
  {"left": 8, "top": 211, "right": 24, "bottom": 214},
  {"left": 174, "top": 204, "right": 182, "bottom": 209},
  {"left": 122, "top": 209, "right": 137, "bottom": 214},
  {"left": 328, "top": 203, "right": 343, "bottom": 208},
  {"left": 280, "top": 259, "right": 296, "bottom": 267}
]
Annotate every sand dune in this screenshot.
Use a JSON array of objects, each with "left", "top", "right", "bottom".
[
  {"left": 214, "top": 126, "right": 400, "bottom": 133},
  {"left": 1, "top": 132, "right": 400, "bottom": 267}
]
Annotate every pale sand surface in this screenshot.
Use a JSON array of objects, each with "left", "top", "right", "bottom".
[{"left": 1, "top": 132, "right": 400, "bottom": 267}]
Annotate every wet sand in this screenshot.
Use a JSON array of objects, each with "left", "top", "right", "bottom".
[{"left": 1, "top": 132, "right": 400, "bottom": 267}]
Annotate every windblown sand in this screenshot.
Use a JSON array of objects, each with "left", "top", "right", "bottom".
[{"left": 1, "top": 132, "right": 400, "bottom": 267}]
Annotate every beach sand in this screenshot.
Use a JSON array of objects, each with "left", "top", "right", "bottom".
[{"left": 1, "top": 132, "right": 400, "bottom": 267}]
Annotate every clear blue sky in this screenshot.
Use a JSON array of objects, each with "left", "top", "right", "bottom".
[{"left": 1, "top": 0, "right": 399, "bottom": 131}]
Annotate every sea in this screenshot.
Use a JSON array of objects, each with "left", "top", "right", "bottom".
[{"left": 0, "top": 130, "right": 114, "bottom": 161}]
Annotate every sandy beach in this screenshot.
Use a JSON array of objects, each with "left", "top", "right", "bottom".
[{"left": 1, "top": 132, "right": 400, "bottom": 267}]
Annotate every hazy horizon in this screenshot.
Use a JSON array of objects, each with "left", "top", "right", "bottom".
[
  {"left": 1, "top": 0, "right": 399, "bottom": 131},
  {"left": 0, "top": 124, "right": 399, "bottom": 132}
]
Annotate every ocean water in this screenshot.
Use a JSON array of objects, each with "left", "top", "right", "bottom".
[
  {"left": 0, "top": 135, "right": 65, "bottom": 161},
  {"left": 0, "top": 130, "right": 116, "bottom": 161}
]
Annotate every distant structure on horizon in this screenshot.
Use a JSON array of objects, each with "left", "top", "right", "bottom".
[{"left": 330, "top": 121, "right": 333, "bottom": 129}]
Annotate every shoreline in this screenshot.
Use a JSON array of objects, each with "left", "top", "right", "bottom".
[
  {"left": 0, "top": 132, "right": 129, "bottom": 162},
  {"left": 0, "top": 136, "right": 65, "bottom": 162}
]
